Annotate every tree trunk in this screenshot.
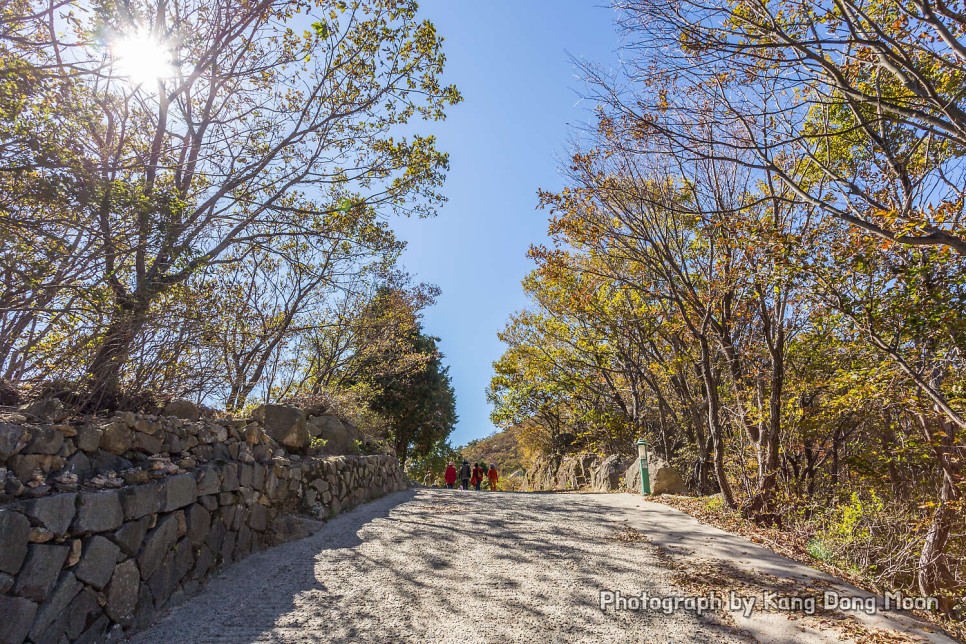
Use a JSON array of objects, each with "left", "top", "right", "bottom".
[
  {"left": 830, "top": 425, "right": 841, "bottom": 497},
  {"left": 744, "top": 349, "right": 784, "bottom": 523},
  {"left": 395, "top": 437, "right": 409, "bottom": 466},
  {"left": 880, "top": 415, "right": 907, "bottom": 500},
  {"left": 710, "top": 425, "right": 735, "bottom": 508},
  {"left": 916, "top": 416, "right": 962, "bottom": 613},
  {"left": 691, "top": 436, "right": 713, "bottom": 494},
  {"left": 226, "top": 383, "right": 256, "bottom": 415},
  {"left": 917, "top": 477, "right": 956, "bottom": 613},
  {"left": 84, "top": 297, "right": 151, "bottom": 409},
  {"left": 698, "top": 337, "right": 736, "bottom": 508}
]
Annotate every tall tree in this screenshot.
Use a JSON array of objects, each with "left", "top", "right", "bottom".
[
  {"left": 2, "top": 0, "right": 460, "bottom": 405},
  {"left": 613, "top": 0, "right": 966, "bottom": 253},
  {"left": 301, "top": 284, "right": 457, "bottom": 463}
]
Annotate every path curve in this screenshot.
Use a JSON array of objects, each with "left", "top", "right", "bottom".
[{"left": 132, "top": 489, "right": 954, "bottom": 643}]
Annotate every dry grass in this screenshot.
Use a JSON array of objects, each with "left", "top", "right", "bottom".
[
  {"left": 649, "top": 495, "right": 966, "bottom": 642},
  {"left": 636, "top": 529, "right": 916, "bottom": 643}
]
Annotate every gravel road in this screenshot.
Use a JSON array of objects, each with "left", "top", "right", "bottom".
[{"left": 133, "top": 489, "right": 954, "bottom": 643}]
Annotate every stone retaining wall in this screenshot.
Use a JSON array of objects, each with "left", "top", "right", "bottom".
[
  {"left": 524, "top": 453, "right": 632, "bottom": 492},
  {"left": 0, "top": 405, "right": 406, "bottom": 643},
  {"left": 524, "top": 452, "right": 688, "bottom": 495}
]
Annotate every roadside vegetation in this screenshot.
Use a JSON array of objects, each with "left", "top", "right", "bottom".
[
  {"left": 489, "top": 0, "right": 966, "bottom": 620},
  {"left": 0, "top": 0, "right": 459, "bottom": 465}
]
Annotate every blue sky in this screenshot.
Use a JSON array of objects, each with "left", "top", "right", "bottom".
[{"left": 390, "top": 1, "right": 622, "bottom": 446}]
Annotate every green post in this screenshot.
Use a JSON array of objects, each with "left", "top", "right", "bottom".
[{"left": 636, "top": 438, "right": 651, "bottom": 495}]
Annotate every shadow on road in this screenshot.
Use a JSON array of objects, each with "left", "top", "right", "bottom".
[{"left": 132, "top": 488, "right": 759, "bottom": 642}]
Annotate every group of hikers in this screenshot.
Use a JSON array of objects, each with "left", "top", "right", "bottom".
[{"left": 425, "top": 460, "right": 499, "bottom": 491}]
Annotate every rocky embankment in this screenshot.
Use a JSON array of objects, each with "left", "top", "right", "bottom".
[
  {"left": 524, "top": 452, "right": 688, "bottom": 495},
  {"left": 0, "top": 399, "right": 407, "bottom": 643}
]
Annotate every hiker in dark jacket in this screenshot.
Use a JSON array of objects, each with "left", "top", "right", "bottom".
[{"left": 459, "top": 460, "right": 471, "bottom": 490}]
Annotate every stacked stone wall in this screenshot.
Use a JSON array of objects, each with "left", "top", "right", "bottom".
[{"left": 0, "top": 405, "right": 406, "bottom": 643}]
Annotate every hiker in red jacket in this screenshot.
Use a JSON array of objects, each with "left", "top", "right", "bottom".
[
  {"left": 444, "top": 462, "right": 457, "bottom": 489},
  {"left": 487, "top": 464, "right": 499, "bottom": 491},
  {"left": 471, "top": 463, "right": 484, "bottom": 491}
]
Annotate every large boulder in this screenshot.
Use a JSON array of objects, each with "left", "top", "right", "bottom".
[
  {"left": 555, "top": 454, "right": 599, "bottom": 489},
  {"left": 7, "top": 454, "right": 64, "bottom": 482},
  {"left": 104, "top": 560, "right": 139, "bottom": 625},
  {"left": 137, "top": 514, "right": 179, "bottom": 580},
  {"left": 75, "top": 425, "right": 102, "bottom": 453},
  {"left": 0, "top": 379, "right": 20, "bottom": 406},
  {"left": 306, "top": 415, "right": 359, "bottom": 455},
  {"left": 624, "top": 456, "right": 689, "bottom": 496},
  {"left": 72, "top": 491, "right": 123, "bottom": 533},
  {"left": 0, "top": 423, "right": 31, "bottom": 460},
  {"left": 98, "top": 421, "right": 132, "bottom": 455},
  {"left": 523, "top": 453, "right": 604, "bottom": 491},
  {"left": 0, "top": 510, "right": 30, "bottom": 574},
  {"left": 256, "top": 404, "right": 309, "bottom": 451},
  {"left": 590, "top": 455, "right": 632, "bottom": 491},
  {"left": 523, "top": 457, "right": 558, "bottom": 491},
  {"left": 24, "top": 493, "right": 76, "bottom": 536},
  {"left": 160, "top": 473, "right": 197, "bottom": 512},
  {"left": 0, "top": 595, "right": 37, "bottom": 644},
  {"left": 12, "top": 543, "right": 69, "bottom": 601},
  {"left": 652, "top": 464, "right": 689, "bottom": 495},
  {"left": 162, "top": 399, "right": 200, "bottom": 421},
  {"left": 23, "top": 426, "right": 64, "bottom": 455},
  {"left": 18, "top": 398, "right": 68, "bottom": 422},
  {"left": 26, "top": 571, "right": 82, "bottom": 643},
  {"left": 74, "top": 535, "right": 121, "bottom": 589}
]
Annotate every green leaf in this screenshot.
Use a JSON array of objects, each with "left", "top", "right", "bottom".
[{"left": 311, "top": 21, "right": 329, "bottom": 39}]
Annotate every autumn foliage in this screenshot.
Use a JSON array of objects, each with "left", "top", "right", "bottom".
[
  {"left": 490, "top": 0, "right": 966, "bottom": 617},
  {"left": 0, "top": 0, "right": 459, "bottom": 463}
]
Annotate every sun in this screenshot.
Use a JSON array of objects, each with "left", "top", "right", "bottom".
[{"left": 110, "top": 30, "right": 176, "bottom": 87}]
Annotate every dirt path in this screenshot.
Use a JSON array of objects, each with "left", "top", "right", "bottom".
[{"left": 132, "top": 489, "right": 954, "bottom": 643}]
